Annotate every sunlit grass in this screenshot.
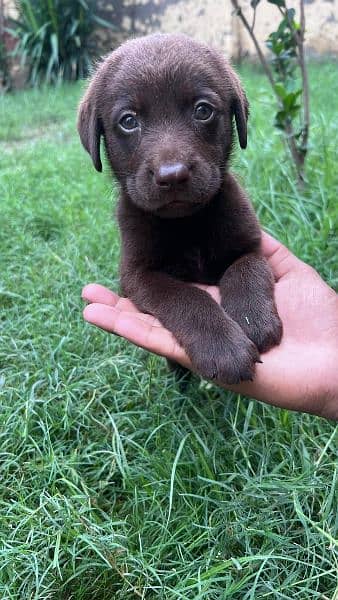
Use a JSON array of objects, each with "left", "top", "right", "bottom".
[{"left": 0, "top": 63, "right": 337, "bottom": 598}]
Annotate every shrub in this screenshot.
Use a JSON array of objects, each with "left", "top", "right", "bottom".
[
  {"left": 10, "top": 0, "right": 115, "bottom": 85},
  {"left": 231, "top": 0, "right": 309, "bottom": 186}
]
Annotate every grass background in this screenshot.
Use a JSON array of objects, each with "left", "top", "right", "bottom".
[{"left": 0, "top": 62, "right": 337, "bottom": 599}]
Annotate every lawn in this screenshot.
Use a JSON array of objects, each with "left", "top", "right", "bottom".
[{"left": 0, "top": 62, "right": 337, "bottom": 599}]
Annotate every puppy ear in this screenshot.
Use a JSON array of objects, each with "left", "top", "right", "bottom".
[
  {"left": 77, "top": 79, "right": 103, "bottom": 172},
  {"left": 223, "top": 61, "right": 249, "bottom": 150},
  {"left": 216, "top": 54, "right": 250, "bottom": 150},
  {"left": 233, "top": 89, "right": 249, "bottom": 150}
]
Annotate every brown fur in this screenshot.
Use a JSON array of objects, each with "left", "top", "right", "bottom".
[{"left": 78, "top": 33, "right": 282, "bottom": 384}]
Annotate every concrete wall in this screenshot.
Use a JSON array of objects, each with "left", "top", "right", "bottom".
[
  {"left": 93, "top": 0, "right": 338, "bottom": 57},
  {"left": 2, "top": 0, "right": 338, "bottom": 58}
]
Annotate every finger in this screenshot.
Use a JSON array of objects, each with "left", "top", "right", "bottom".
[
  {"left": 261, "top": 231, "right": 305, "bottom": 281},
  {"left": 82, "top": 283, "right": 119, "bottom": 305},
  {"left": 83, "top": 300, "right": 161, "bottom": 326},
  {"left": 82, "top": 283, "right": 139, "bottom": 313},
  {"left": 83, "top": 303, "right": 189, "bottom": 365}
]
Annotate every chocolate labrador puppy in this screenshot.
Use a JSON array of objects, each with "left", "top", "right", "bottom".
[{"left": 78, "top": 33, "right": 282, "bottom": 384}]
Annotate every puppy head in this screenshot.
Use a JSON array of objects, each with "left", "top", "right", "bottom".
[{"left": 78, "top": 34, "right": 249, "bottom": 218}]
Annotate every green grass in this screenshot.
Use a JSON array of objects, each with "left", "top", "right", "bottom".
[{"left": 0, "top": 63, "right": 337, "bottom": 599}]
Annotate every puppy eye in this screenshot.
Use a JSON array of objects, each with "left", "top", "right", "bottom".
[
  {"left": 193, "top": 102, "right": 214, "bottom": 121},
  {"left": 118, "top": 113, "right": 139, "bottom": 132}
]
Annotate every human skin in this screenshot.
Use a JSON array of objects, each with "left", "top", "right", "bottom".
[{"left": 82, "top": 232, "right": 338, "bottom": 421}]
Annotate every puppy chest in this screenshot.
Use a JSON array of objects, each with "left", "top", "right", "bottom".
[
  {"left": 159, "top": 244, "right": 221, "bottom": 284},
  {"left": 150, "top": 219, "right": 235, "bottom": 284}
]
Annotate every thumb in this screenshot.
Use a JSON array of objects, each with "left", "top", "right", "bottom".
[{"left": 261, "top": 231, "right": 305, "bottom": 281}]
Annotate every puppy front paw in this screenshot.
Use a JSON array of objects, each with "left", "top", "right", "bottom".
[
  {"left": 222, "top": 298, "right": 283, "bottom": 354},
  {"left": 249, "top": 306, "right": 283, "bottom": 353},
  {"left": 188, "top": 319, "right": 260, "bottom": 385}
]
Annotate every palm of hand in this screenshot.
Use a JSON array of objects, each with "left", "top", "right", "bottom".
[
  {"left": 239, "top": 263, "right": 338, "bottom": 414},
  {"left": 82, "top": 233, "right": 338, "bottom": 419}
]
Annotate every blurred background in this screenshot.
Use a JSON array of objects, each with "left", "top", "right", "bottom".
[{"left": 1, "top": 0, "right": 338, "bottom": 91}]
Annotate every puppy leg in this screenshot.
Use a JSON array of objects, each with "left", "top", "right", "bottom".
[
  {"left": 122, "top": 269, "right": 260, "bottom": 384},
  {"left": 219, "top": 253, "right": 282, "bottom": 353}
]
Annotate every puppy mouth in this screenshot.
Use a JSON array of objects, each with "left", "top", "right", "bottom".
[
  {"left": 159, "top": 190, "right": 203, "bottom": 209},
  {"left": 155, "top": 196, "right": 204, "bottom": 218},
  {"left": 165, "top": 199, "right": 190, "bottom": 208}
]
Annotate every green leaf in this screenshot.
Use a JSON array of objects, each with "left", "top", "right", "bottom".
[
  {"left": 267, "top": 0, "right": 286, "bottom": 6},
  {"left": 284, "top": 79, "right": 301, "bottom": 94},
  {"left": 50, "top": 32, "right": 59, "bottom": 62},
  {"left": 283, "top": 90, "right": 302, "bottom": 110},
  {"left": 274, "top": 82, "right": 288, "bottom": 99},
  {"left": 92, "top": 15, "right": 117, "bottom": 30}
]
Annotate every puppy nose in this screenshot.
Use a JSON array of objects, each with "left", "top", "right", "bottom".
[{"left": 155, "top": 163, "right": 190, "bottom": 188}]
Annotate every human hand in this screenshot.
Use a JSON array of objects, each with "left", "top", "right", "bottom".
[{"left": 82, "top": 233, "right": 338, "bottom": 420}]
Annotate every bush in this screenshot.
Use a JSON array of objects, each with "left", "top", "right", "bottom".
[{"left": 10, "top": 0, "right": 115, "bottom": 86}]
